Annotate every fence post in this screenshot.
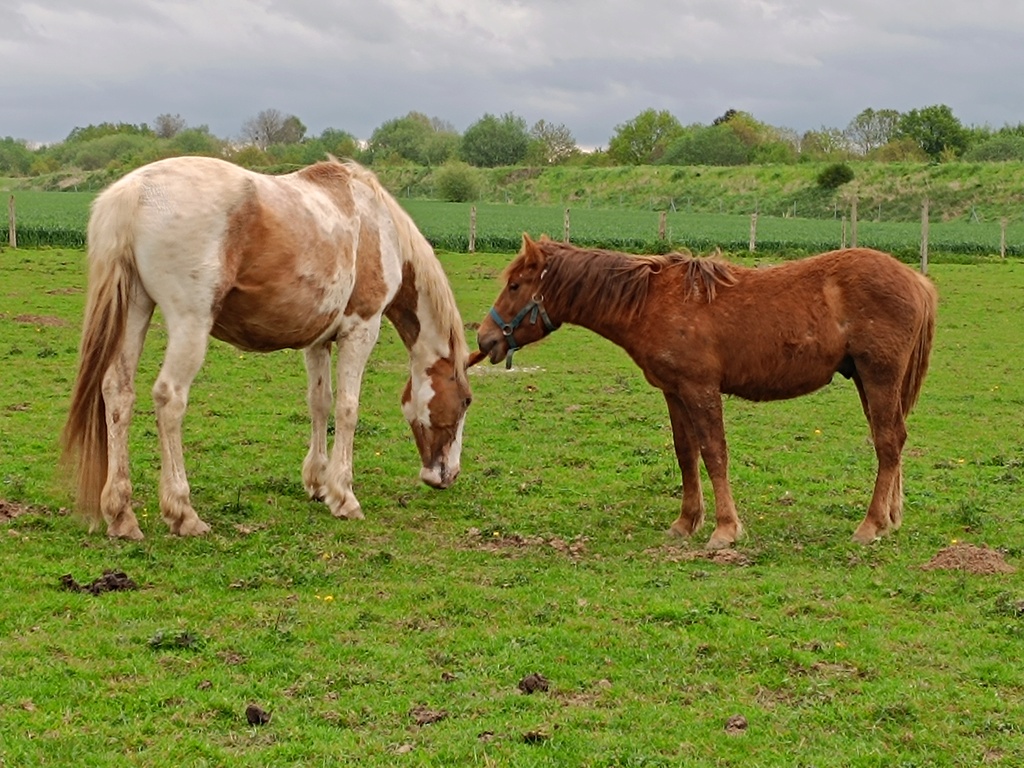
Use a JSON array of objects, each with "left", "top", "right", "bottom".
[
  {"left": 920, "top": 199, "right": 929, "bottom": 275},
  {"left": 468, "top": 205, "right": 476, "bottom": 253},
  {"left": 563, "top": 208, "right": 570, "bottom": 243},
  {"left": 748, "top": 212, "right": 758, "bottom": 252},
  {"left": 7, "top": 195, "right": 15, "bottom": 249},
  {"left": 841, "top": 215, "right": 847, "bottom": 249},
  {"left": 1001, "top": 217, "right": 1008, "bottom": 259},
  {"left": 850, "top": 197, "right": 858, "bottom": 248},
  {"left": 658, "top": 210, "right": 667, "bottom": 241}
]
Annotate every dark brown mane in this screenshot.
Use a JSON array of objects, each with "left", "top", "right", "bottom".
[{"left": 514, "top": 240, "right": 737, "bottom": 322}]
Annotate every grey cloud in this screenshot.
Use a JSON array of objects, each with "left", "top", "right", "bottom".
[{"left": 4, "top": 0, "right": 1024, "bottom": 145}]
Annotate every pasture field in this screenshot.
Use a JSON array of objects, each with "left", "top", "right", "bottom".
[
  {"left": 2, "top": 247, "right": 1024, "bottom": 766},
  {"left": 4, "top": 188, "right": 1024, "bottom": 257}
]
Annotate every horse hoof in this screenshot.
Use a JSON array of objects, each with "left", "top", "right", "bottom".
[
  {"left": 851, "top": 529, "right": 880, "bottom": 545},
  {"left": 329, "top": 497, "right": 364, "bottom": 520},
  {"left": 175, "top": 517, "right": 212, "bottom": 537},
  {"left": 851, "top": 521, "right": 885, "bottom": 545},
  {"left": 108, "top": 524, "right": 144, "bottom": 541},
  {"left": 705, "top": 536, "right": 734, "bottom": 551}
]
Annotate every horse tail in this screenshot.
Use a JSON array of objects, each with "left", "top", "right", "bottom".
[
  {"left": 901, "top": 272, "right": 938, "bottom": 416},
  {"left": 60, "top": 179, "right": 142, "bottom": 529}
]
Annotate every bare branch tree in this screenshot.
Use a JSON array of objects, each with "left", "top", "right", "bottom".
[
  {"left": 529, "top": 120, "right": 579, "bottom": 165},
  {"left": 154, "top": 113, "right": 187, "bottom": 139},
  {"left": 845, "top": 108, "right": 901, "bottom": 155},
  {"left": 240, "top": 108, "right": 306, "bottom": 150}
]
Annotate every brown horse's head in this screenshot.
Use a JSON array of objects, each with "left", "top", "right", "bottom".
[
  {"left": 476, "top": 234, "right": 561, "bottom": 368},
  {"left": 401, "top": 346, "right": 473, "bottom": 489}
]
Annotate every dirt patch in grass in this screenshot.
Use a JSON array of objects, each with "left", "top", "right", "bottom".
[
  {"left": 465, "top": 528, "right": 588, "bottom": 559},
  {"left": 13, "top": 314, "right": 68, "bottom": 327},
  {"left": 410, "top": 705, "right": 447, "bottom": 726},
  {"left": 921, "top": 543, "right": 1016, "bottom": 574},
  {"left": 645, "top": 544, "right": 752, "bottom": 567},
  {"left": 0, "top": 499, "right": 34, "bottom": 522}
]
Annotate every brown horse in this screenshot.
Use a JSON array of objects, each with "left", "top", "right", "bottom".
[
  {"left": 476, "top": 235, "right": 937, "bottom": 548},
  {"left": 62, "top": 156, "right": 473, "bottom": 540}
]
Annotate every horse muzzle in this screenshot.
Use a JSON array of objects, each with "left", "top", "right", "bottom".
[
  {"left": 420, "top": 463, "right": 460, "bottom": 490},
  {"left": 480, "top": 339, "right": 508, "bottom": 366}
]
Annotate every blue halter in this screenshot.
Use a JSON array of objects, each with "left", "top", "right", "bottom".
[{"left": 488, "top": 296, "right": 559, "bottom": 369}]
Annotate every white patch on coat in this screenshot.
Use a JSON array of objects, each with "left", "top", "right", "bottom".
[{"left": 402, "top": 374, "right": 436, "bottom": 426}]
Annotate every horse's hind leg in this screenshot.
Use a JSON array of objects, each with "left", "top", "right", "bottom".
[
  {"left": 152, "top": 318, "right": 211, "bottom": 536},
  {"left": 302, "top": 341, "right": 332, "bottom": 501},
  {"left": 100, "top": 295, "right": 154, "bottom": 539},
  {"left": 851, "top": 374, "right": 906, "bottom": 544},
  {"left": 663, "top": 392, "right": 706, "bottom": 538}
]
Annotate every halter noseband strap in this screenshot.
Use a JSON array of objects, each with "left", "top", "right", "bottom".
[{"left": 488, "top": 296, "right": 559, "bottom": 369}]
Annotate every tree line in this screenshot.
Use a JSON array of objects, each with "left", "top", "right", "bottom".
[{"left": 3, "top": 103, "right": 1024, "bottom": 183}]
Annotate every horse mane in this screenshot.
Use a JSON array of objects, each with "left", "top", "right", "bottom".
[
  {"left": 519, "top": 240, "right": 737, "bottom": 322},
  {"left": 310, "top": 158, "right": 469, "bottom": 367}
]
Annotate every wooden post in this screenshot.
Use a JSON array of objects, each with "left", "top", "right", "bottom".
[
  {"left": 1001, "top": 217, "right": 1008, "bottom": 259},
  {"left": 749, "top": 212, "right": 758, "bottom": 252},
  {"left": 563, "top": 207, "right": 570, "bottom": 243},
  {"left": 468, "top": 205, "right": 476, "bottom": 253},
  {"left": 658, "top": 210, "right": 667, "bottom": 241},
  {"left": 841, "top": 215, "right": 847, "bottom": 249},
  {"left": 850, "top": 197, "right": 858, "bottom": 248},
  {"left": 920, "top": 199, "right": 929, "bottom": 275},
  {"left": 7, "top": 195, "right": 15, "bottom": 249}
]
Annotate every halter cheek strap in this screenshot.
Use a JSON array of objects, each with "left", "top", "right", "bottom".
[{"left": 488, "top": 297, "right": 559, "bottom": 369}]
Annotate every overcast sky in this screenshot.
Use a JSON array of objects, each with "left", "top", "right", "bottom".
[{"left": 5, "top": 0, "right": 1024, "bottom": 148}]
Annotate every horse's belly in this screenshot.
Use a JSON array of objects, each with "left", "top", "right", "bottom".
[
  {"left": 727, "top": 364, "right": 836, "bottom": 402},
  {"left": 212, "top": 290, "right": 341, "bottom": 351}
]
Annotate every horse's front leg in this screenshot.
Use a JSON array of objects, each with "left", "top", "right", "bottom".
[
  {"left": 679, "top": 388, "right": 742, "bottom": 550},
  {"left": 152, "top": 320, "right": 211, "bottom": 536},
  {"left": 322, "top": 318, "right": 383, "bottom": 520},
  {"left": 301, "top": 342, "right": 333, "bottom": 502},
  {"left": 663, "top": 392, "right": 705, "bottom": 538}
]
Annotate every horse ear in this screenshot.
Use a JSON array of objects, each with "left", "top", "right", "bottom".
[{"left": 521, "top": 233, "right": 544, "bottom": 267}]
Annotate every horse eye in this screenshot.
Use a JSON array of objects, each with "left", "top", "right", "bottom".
[{"left": 509, "top": 282, "right": 519, "bottom": 292}]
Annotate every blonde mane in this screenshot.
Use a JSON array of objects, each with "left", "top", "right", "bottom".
[{"left": 342, "top": 160, "right": 469, "bottom": 367}]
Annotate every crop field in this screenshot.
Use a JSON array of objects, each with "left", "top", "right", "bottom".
[
  {"left": 1, "top": 247, "right": 1024, "bottom": 766},
  {"left": 1, "top": 189, "right": 92, "bottom": 248},
  {"left": 4, "top": 188, "right": 1024, "bottom": 257}
]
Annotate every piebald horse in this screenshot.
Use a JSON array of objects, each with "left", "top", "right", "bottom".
[
  {"left": 476, "top": 235, "right": 937, "bottom": 549},
  {"left": 62, "top": 156, "right": 472, "bottom": 540}
]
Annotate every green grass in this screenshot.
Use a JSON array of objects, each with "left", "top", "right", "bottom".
[{"left": 1, "top": 248, "right": 1024, "bottom": 766}]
